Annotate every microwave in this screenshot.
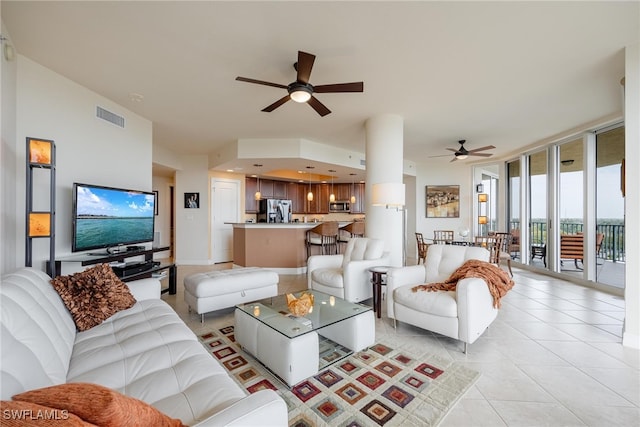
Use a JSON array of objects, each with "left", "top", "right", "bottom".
[{"left": 329, "top": 201, "right": 350, "bottom": 212}]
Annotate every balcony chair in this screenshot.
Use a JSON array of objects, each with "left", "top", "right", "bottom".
[
  {"left": 415, "top": 232, "right": 429, "bottom": 264},
  {"left": 386, "top": 244, "right": 501, "bottom": 353},
  {"left": 509, "top": 228, "right": 520, "bottom": 258},
  {"left": 491, "top": 232, "right": 514, "bottom": 276},
  {"left": 307, "top": 238, "right": 390, "bottom": 303},
  {"left": 306, "top": 221, "right": 339, "bottom": 258},
  {"left": 433, "top": 230, "right": 454, "bottom": 244},
  {"left": 560, "top": 232, "right": 605, "bottom": 269}
]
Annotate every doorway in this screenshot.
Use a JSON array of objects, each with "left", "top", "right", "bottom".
[{"left": 211, "top": 178, "right": 241, "bottom": 263}]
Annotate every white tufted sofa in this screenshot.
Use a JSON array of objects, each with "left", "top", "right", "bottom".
[
  {"left": 386, "top": 244, "right": 496, "bottom": 353},
  {"left": 0, "top": 268, "right": 287, "bottom": 426}
]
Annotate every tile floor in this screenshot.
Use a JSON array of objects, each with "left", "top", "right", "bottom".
[{"left": 161, "top": 263, "right": 639, "bottom": 426}]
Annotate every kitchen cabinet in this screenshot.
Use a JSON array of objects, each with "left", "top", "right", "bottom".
[
  {"left": 273, "top": 180, "right": 287, "bottom": 199},
  {"left": 287, "top": 182, "right": 303, "bottom": 213},
  {"left": 335, "top": 183, "right": 352, "bottom": 201},
  {"left": 350, "top": 183, "right": 366, "bottom": 213},
  {"left": 245, "top": 177, "right": 258, "bottom": 213}
]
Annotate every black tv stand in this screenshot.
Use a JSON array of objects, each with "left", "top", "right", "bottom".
[{"left": 53, "top": 246, "right": 176, "bottom": 295}]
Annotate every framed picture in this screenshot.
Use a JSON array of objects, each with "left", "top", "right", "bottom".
[
  {"left": 153, "top": 191, "right": 159, "bottom": 215},
  {"left": 184, "top": 192, "right": 199, "bottom": 209},
  {"left": 426, "top": 185, "right": 460, "bottom": 218}
]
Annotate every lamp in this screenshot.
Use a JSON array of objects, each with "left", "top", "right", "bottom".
[
  {"left": 306, "top": 166, "right": 314, "bottom": 202},
  {"left": 28, "top": 212, "right": 51, "bottom": 237},
  {"left": 349, "top": 173, "right": 357, "bottom": 204},
  {"left": 329, "top": 170, "right": 336, "bottom": 203},
  {"left": 289, "top": 84, "right": 312, "bottom": 103},
  {"left": 372, "top": 182, "right": 406, "bottom": 265},
  {"left": 478, "top": 216, "right": 488, "bottom": 225},
  {"left": 478, "top": 193, "right": 488, "bottom": 203},
  {"left": 253, "top": 164, "right": 262, "bottom": 201},
  {"left": 372, "top": 182, "right": 405, "bottom": 209}
]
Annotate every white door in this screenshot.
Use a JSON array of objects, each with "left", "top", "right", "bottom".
[{"left": 211, "top": 178, "right": 241, "bottom": 263}]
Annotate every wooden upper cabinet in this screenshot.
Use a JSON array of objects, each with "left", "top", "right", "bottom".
[
  {"left": 246, "top": 178, "right": 365, "bottom": 214},
  {"left": 335, "top": 183, "right": 352, "bottom": 201},
  {"left": 245, "top": 177, "right": 258, "bottom": 213},
  {"left": 258, "top": 179, "right": 274, "bottom": 199},
  {"left": 273, "top": 180, "right": 287, "bottom": 199},
  {"left": 350, "top": 183, "right": 366, "bottom": 213}
]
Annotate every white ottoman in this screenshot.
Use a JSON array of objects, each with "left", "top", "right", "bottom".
[{"left": 184, "top": 267, "right": 279, "bottom": 322}]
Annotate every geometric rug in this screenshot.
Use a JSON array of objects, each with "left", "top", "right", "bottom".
[{"left": 198, "top": 326, "right": 480, "bottom": 426}]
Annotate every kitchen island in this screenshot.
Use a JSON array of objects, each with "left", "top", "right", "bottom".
[{"left": 232, "top": 222, "right": 353, "bottom": 274}]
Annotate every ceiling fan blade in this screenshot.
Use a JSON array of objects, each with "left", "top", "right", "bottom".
[
  {"left": 445, "top": 148, "right": 458, "bottom": 152},
  {"left": 467, "top": 145, "right": 496, "bottom": 153},
  {"left": 450, "top": 157, "right": 459, "bottom": 163},
  {"left": 314, "top": 82, "right": 364, "bottom": 93},
  {"left": 261, "top": 95, "right": 291, "bottom": 112},
  {"left": 307, "top": 96, "right": 331, "bottom": 117},
  {"left": 236, "top": 77, "right": 288, "bottom": 89},
  {"left": 296, "top": 51, "right": 315, "bottom": 84},
  {"left": 428, "top": 154, "right": 454, "bottom": 158},
  {"left": 469, "top": 152, "right": 494, "bottom": 157}
]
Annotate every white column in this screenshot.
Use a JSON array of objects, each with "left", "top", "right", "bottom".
[
  {"left": 623, "top": 43, "right": 639, "bottom": 349},
  {"left": 365, "top": 114, "right": 404, "bottom": 266}
]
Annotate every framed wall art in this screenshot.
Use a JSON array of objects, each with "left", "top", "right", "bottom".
[
  {"left": 184, "top": 192, "right": 199, "bottom": 209},
  {"left": 426, "top": 185, "right": 460, "bottom": 218}
]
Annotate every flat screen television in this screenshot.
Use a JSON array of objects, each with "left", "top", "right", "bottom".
[{"left": 72, "top": 182, "right": 156, "bottom": 253}]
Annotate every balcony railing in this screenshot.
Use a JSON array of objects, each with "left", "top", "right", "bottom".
[{"left": 509, "top": 221, "right": 625, "bottom": 263}]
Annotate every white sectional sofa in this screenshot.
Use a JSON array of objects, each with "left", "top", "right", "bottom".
[{"left": 0, "top": 268, "right": 287, "bottom": 426}]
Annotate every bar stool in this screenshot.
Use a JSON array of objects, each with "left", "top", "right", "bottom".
[
  {"left": 306, "top": 221, "right": 339, "bottom": 258},
  {"left": 338, "top": 221, "right": 365, "bottom": 252}
]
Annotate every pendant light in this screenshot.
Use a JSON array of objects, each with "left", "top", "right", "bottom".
[
  {"left": 329, "top": 170, "right": 336, "bottom": 203},
  {"left": 253, "top": 164, "right": 262, "bottom": 200},
  {"left": 349, "top": 173, "right": 357, "bottom": 204},
  {"left": 306, "top": 166, "right": 314, "bottom": 202}
]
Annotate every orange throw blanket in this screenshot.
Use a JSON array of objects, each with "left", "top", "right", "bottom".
[{"left": 412, "top": 259, "right": 514, "bottom": 308}]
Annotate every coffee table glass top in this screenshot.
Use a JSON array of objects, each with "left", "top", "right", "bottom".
[{"left": 236, "top": 290, "right": 371, "bottom": 339}]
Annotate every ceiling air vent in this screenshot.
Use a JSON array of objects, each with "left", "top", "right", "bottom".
[{"left": 96, "top": 106, "right": 125, "bottom": 128}]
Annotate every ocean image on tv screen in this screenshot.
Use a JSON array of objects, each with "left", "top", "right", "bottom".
[{"left": 75, "top": 185, "right": 155, "bottom": 250}]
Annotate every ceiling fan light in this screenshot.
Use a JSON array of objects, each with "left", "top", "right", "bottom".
[
  {"left": 290, "top": 88, "right": 312, "bottom": 103},
  {"left": 456, "top": 154, "right": 468, "bottom": 160}
]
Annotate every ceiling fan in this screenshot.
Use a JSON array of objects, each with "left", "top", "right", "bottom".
[
  {"left": 235, "top": 50, "right": 364, "bottom": 117},
  {"left": 429, "top": 140, "right": 496, "bottom": 162}
]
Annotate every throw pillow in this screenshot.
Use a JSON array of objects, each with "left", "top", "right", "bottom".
[
  {"left": 50, "top": 264, "right": 136, "bottom": 331},
  {"left": 13, "top": 383, "right": 186, "bottom": 427},
  {"left": 0, "top": 399, "right": 91, "bottom": 426}
]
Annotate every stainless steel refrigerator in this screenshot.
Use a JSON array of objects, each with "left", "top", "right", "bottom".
[{"left": 257, "top": 199, "right": 292, "bottom": 223}]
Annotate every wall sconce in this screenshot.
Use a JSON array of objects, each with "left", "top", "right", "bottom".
[
  {"left": 476, "top": 183, "right": 484, "bottom": 193},
  {"left": 28, "top": 212, "right": 52, "bottom": 237},
  {"left": 477, "top": 193, "right": 488, "bottom": 229}
]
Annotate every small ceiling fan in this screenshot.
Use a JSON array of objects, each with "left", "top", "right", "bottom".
[
  {"left": 235, "top": 50, "right": 364, "bottom": 117},
  {"left": 429, "top": 140, "right": 496, "bottom": 162}
]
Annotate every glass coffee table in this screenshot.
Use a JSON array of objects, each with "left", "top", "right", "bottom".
[{"left": 235, "top": 290, "right": 375, "bottom": 387}]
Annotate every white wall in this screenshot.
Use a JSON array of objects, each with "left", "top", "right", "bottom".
[
  {"left": 174, "top": 155, "right": 210, "bottom": 265},
  {"left": 414, "top": 159, "right": 474, "bottom": 243},
  {"left": 2, "top": 55, "right": 153, "bottom": 273},
  {"left": 1, "top": 21, "right": 18, "bottom": 275}
]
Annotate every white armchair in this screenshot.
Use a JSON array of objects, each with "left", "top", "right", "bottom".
[
  {"left": 307, "top": 238, "right": 390, "bottom": 303},
  {"left": 386, "top": 244, "right": 495, "bottom": 353}
]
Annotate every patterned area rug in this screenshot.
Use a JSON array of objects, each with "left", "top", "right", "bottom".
[{"left": 198, "top": 326, "right": 480, "bottom": 426}]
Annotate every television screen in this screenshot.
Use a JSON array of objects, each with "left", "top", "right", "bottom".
[{"left": 72, "top": 183, "right": 155, "bottom": 253}]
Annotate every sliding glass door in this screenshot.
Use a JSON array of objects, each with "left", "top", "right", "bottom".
[{"left": 528, "top": 150, "right": 548, "bottom": 270}]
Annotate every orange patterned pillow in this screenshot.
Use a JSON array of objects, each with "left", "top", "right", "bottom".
[
  {"left": 50, "top": 264, "right": 136, "bottom": 331},
  {"left": 0, "top": 399, "right": 91, "bottom": 426},
  {"left": 13, "top": 383, "right": 186, "bottom": 427}
]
